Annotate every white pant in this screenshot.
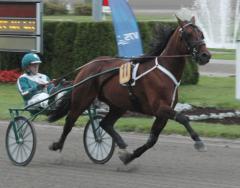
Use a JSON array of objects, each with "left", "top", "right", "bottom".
[
  {"left": 27, "top": 91, "right": 67, "bottom": 108},
  {"left": 27, "top": 93, "right": 50, "bottom": 108},
  {"left": 54, "top": 91, "right": 67, "bottom": 107}
]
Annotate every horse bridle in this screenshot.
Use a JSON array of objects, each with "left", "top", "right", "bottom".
[{"left": 179, "top": 23, "right": 206, "bottom": 61}]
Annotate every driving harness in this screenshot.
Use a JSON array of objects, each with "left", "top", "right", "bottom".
[{"left": 120, "top": 57, "right": 181, "bottom": 111}]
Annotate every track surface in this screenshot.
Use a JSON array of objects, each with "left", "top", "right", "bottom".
[
  {"left": 198, "top": 59, "right": 235, "bottom": 77},
  {"left": 1, "top": 121, "right": 240, "bottom": 188}
]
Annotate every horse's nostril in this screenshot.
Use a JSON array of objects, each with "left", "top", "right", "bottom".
[
  {"left": 199, "top": 52, "right": 211, "bottom": 63},
  {"left": 203, "top": 52, "right": 211, "bottom": 59},
  {"left": 202, "top": 52, "right": 208, "bottom": 57}
]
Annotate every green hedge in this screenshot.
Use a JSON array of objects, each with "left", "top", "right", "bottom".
[{"left": 0, "top": 21, "right": 199, "bottom": 84}]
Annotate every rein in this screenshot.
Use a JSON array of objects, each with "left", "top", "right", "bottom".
[
  {"left": 28, "top": 54, "right": 185, "bottom": 110},
  {"left": 28, "top": 53, "right": 190, "bottom": 111},
  {"left": 52, "top": 54, "right": 191, "bottom": 85},
  {"left": 24, "top": 67, "right": 120, "bottom": 110},
  {"left": 52, "top": 57, "right": 121, "bottom": 84},
  {"left": 117, "top": 54, "right": 191, "bottom": 60}
]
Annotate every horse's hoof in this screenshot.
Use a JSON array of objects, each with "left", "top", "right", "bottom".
[
  {"left": 49, "top": 142, "right": 63, "bottom": 152},
  {"left": 118, "top": 149, "right": 133, "bottom": 165},
  {"left": 194, "top": 141, "right": 207, "bottom": 152}
]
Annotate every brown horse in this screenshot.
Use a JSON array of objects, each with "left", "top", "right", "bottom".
[{"left": 49, "top": 16, "right": 211, "bottom": 165}]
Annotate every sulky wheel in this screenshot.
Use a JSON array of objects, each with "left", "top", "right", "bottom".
[
  {"left": 83, "top": 115, "right": 115, "bottom": 164},
  {"left": 5, "top": 116, "right": 36, "bottom": 166}
]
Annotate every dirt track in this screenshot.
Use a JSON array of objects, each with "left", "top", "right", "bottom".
[
  {"left": 198, "top": 59, "right": 235, "bottom": 77},
  {"left": 1, "top": 121, "right": 240, "bottom": 188}
]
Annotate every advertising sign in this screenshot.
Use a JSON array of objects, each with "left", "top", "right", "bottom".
[
  {"left": 0, "top": 0, "right": 42, "bottom": 53},
  {"left": 109, "top": 0, "right": 143, "bottom": 57}
]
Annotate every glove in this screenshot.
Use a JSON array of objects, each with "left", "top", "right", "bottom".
[
  {"left": 51, "top": 79, "right": 62, "bottom": 86},
  {"left": 36, "top": 84, "right": 46, "bottom": 90}
]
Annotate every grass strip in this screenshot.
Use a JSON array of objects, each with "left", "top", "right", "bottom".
[
  {"left": 35, "top": 116, "right": 240, "bottom": 139},
  {"left": 1, "top": 75, "right": 240, "bottom": 139}
]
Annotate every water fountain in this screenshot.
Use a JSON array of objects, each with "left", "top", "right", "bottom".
[{"left": 179, "top": 0, "right": 240, "bottom": 48}]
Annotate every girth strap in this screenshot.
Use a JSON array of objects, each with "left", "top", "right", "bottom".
[{"left": 126, "top": 83, "right": 142, "bottom": 112}]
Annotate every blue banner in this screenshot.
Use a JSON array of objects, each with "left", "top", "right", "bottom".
[{"left": 109, "top": 0, "right": 143, "bottom": 58}]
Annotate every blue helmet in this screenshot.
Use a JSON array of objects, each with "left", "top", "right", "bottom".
[{"left": 21, "top": 53, "right": 42, "bottom": 69}]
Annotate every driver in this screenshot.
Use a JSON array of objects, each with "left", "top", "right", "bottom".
[{"left": 17, "top": 53, "right": 62, "bottom": 108}]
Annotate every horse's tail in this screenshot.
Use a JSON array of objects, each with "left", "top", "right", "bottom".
[{"left": 47, "top": 90, "right": 72, "bottom": 123}]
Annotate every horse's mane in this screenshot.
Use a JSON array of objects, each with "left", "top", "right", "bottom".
[{"left": 132, "top": 25, "right": 175, "bottom": 63}]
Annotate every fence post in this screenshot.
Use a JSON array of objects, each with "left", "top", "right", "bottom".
[{"left": 236, "top": 40, "right": 240, "bottom": 99}]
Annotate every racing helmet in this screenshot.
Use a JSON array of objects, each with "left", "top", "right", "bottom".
[{"left": 21, "top": 53, "right": 42, "bottom": 69}]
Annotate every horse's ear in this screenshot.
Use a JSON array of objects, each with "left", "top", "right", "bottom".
[
  {"left": 190, "top": 16, "right": 196, "bottom": 24},
  {"left": 175, "top": 15, "right": 184, "bottom": 27}
]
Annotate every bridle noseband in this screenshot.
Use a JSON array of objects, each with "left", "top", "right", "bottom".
[{"left": 179, "top": 23, "right": 206, "bottom": 61}]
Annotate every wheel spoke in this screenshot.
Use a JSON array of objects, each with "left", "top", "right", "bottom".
[
  {"left": 15, "top": 145, "right": 21, "bottom": 162},
  {"left": 8, "top": 142, "right": 17, "bottom": 147},
  {"left": 100, "top": 141, "right": 109, "bottom": 155},
  {"left": 102, "top": 136, "right": 112, "bottom": 140},
  {"left": 98, "top": 143, "right": 106, "bottom": 159},
  {"left": 10, "top": 143, "right": 19, "bottom": 156},
  {"left": 101, "top": 131, "right": 107, "bottom": 138},
  {"left": 23, "top": 131, "right": 32, "bottom": 140},
  {"left": 21, "top": 144, "right": 29, "bottom": 158},
  {"left": 89, "top": 142, "right": 98, "bottom": 158},
  {"left": 86, "top": 135, "right": 95, "bottom": 139},
  {"left": 96, "top": 143, "right": 100, "bottom": 160},
  {"left": 8, "top": 135, "right": 16, "bottom": 140},
  {"left": 22, "top": 142, "right": 32, "bottom": 152},
  {"left": 87, "top": 140, "right": 98, "bottom": 147},
  {"left": 101, "top": 140, "right": 112, "bottom": 148},
  {"left": 87, "top": 129, "right": 94, "bottom": 138},
  {"left": 93, "top": 125, "right": 100, "bottom": 132},
  {"left": 19, "top": 146, "right": 23, "bottom": 162}
]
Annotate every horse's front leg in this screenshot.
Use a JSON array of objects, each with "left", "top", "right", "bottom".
[{"left": 119, "top": 117, "right": 168, "bottom": 165}]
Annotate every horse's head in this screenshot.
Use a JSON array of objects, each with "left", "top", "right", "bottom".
[{"left": 176, "top": 16, "right": 211, "bottom": 65}]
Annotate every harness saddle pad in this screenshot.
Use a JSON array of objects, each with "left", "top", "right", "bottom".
[{"left": 119, "top": 62, "right": 131, "bottom": 84}]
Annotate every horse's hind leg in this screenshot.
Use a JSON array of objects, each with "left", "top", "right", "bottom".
[
  {"left": 119, "top": 106, "right": 206, "bottom": 165},
  {"left": 153, "top": 106, "right": 206, "bottom": 152},
  {"left": 49, "top": 93, "right": 96, "bottom": 152},
  {"left": 49, "top": 110, "right": 80, "bottom": 151},
  {"left": 99, "top": 107, "right": 127, "bottom": 149},
  {"left": 155, "top": 106, "right": 206, "bottom": 152},
  {"left": 174, "top": 113, "right": 207, "bottom": 152},
  {"left": 118, "top": 117, "right": 167, "bottom": 165}
]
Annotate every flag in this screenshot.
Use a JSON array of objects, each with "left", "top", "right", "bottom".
[{"left": 109, "top": 0, "right": 143, "bottom": 57}]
